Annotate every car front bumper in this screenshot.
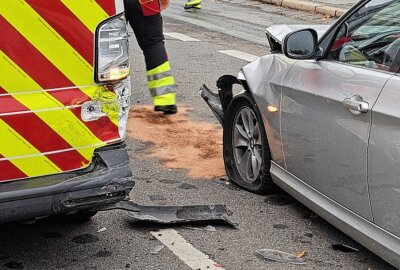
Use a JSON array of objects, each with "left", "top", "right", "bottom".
[{"left": 0, "top": 143, "right": 134, "bottom": 224}]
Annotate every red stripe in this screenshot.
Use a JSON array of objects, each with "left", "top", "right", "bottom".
[
  {"left": 0, "top": 88, "right": 90, "bottom": 171},
  {"left": 1, "top": 112, "right": 89, "bottom": 172},
  {"left": 0, "top": 154, "right": 27, "bottom": 181},
  {"left": 0, "top": 94, "right": 28, "bottom": 114},
  {"left": 27, "top": 0, "right": 94, "bottom": 65},
  {"left": 0, "top": 87, "right": 6, "bottom": 94},
  {"left": 96, "top": 0, "right": 116, "bottom": 16},
  {"left": 0, "top": 16, "right": 119, "bottom": 143},
  {"left": 71, "top": 107, "right": 119, "bottom": 142}
]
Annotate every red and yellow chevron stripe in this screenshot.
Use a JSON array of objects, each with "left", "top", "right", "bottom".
[{"left": 0, "top": 0, "right": 124, "bottom": 182}]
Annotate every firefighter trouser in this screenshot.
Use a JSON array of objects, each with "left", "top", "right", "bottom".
[{"left": 124, "top": 0, "right": 176, "bottom": 107}]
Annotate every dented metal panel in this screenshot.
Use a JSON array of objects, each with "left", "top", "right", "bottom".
[
  {"left": 241, "top": 54, "right": 296, "bottom": 168},
  {"left": 266, "top": 24, "right": 331, "bottom": 44}
]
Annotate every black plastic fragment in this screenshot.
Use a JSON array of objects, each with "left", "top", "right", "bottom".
[
  {"left": 331, "top": 244, "right": 360, "bottom": 253},
  {"left": 94, "top": 201, "right": 237, "bottom": 228}
]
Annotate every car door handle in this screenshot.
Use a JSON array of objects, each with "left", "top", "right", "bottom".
[{"left": 343, "top": 95, "right": 369, "bottom": 114}]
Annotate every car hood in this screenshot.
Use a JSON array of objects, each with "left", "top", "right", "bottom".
[{"left": 266, "top": 24, "right": 331, "bottom": 52}]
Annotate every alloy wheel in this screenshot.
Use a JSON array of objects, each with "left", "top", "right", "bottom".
[{"left": 232, "top": 106, "right": 263, "bottom": 183}]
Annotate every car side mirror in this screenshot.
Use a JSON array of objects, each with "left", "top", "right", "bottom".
[{"left": 283, "top": 29, "right": 318, "bottom": 59}]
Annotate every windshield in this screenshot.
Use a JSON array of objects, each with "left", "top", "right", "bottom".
[{"left": 328, "top": 0, "right": 400, "bottom": 72}]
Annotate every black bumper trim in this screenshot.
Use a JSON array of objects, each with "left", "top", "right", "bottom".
[{"left": 0, "top": 145, "right": 134, "bottom": 224}]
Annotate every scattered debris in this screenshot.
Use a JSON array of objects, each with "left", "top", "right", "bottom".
[
  {"left": 302, "top": 210, "right": 320, "bottom": 221},
  {"left": 304, "top": 232, "right": 313, "bottom": 238},
  {"left": 331, "top": 244, "right": 359, "bottom": 253},
  {"left": 96, "top": 250, "right": 112, "bottom": 257},
  {"left": 294, "top": 232, "right": 314, "bottom": 243},
  {"left": 184, "top": 225, "right": 217, "bottom": 232},
  {"left": 97, "top": 227, "right": 107, "bottom": 233},
  {"left": 273, "top": 224, "right": 288, "bottom": 229},
  {"left": 215, "top": 179, "right": 242, "bottom": 191},
  {"left": 265, "top": 195, "right": 293, "bottom": 206},
  {"left": 255, "top": 249, "right": 306, "bottom": 265},
  {"left": 124, "top": 203, "right": 237, "bottom": 228},
  {"left": 150, "top": 245, "right": 165, "bottom": 255},
  {"left": 178, "top": 183, "right": 198, "bottom": 190},
  {"left": 295, "top": 251, "right": 307, "bottom": 258},
  {"left": 96, "top": 201, "right": 236, "bottom": 227}
]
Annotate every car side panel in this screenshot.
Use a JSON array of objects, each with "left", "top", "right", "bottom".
[
  {"left": 242, "top": 54, "right": 296, "bottom": 168},
  {"left": 280, "top": 60, "right": 392, "bottom": 220},
  {"left": 369, "top": 75, "right": 400, "bottom": 238},
  {"left": 270, "top": 161, "right": 400, "bottom": 269}
]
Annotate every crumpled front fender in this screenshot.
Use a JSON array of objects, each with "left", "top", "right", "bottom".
[
  {"left": 200, "top": 54, "right": 295, "bottom": 167},
  {"left": 200, "top": 75, "right": 244, "bottom": 125}
]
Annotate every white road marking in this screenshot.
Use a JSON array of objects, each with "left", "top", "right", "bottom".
[
  {"left": 164, "top": 32, "right": 201, "bottom": 42},
  {"left": 218, "top": 50, "right": 259, "bottom": 62},
  {"left": 150, "top": 229, "right": 225, "bottom": 270}
]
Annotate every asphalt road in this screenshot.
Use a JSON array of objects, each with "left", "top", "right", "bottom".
[{"left": 0, "top": 0, "right": 396, "bottom": 269}]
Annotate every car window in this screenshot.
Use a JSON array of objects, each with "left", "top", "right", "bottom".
[{"left": 328, "top": 0, "right": 400, "bottom": 72}]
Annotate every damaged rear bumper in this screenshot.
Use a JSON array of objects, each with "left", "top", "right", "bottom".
[{"left": 0, "top": 143, "right": 134, "bottom": 224}]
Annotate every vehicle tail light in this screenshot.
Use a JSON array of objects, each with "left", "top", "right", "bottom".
[{"left": 95, "top": 13, "right": 130, "bottom": 83}]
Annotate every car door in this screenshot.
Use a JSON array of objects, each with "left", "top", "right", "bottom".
[
  {"left": 280, "top": 0, "right": 400, "bottom": 220},
  {"left": 369, "top": 74, "right": 400, "bottom": 238}
]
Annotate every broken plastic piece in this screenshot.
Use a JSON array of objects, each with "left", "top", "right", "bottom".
[
  {"left": 150, "top": 245, "right": 165, "bottom": 255},
  {"left": 184, "top": 225, "right": 217, "bottom": 232},
  {"left": 331, "top": 244, "right": 359, "bottom": 253},
  {"left": 126, "top": 203, "right": 237, "bottom": 228},
  {"left": 295, "top": 251, "right": 306, "bottom": 258},
  {"left": 256, "top": 249, "right": 306, "bottom": 265},
  {"left": 96, "top": 201, "right": 237, "bottom": 228},
  {"left": 97, "top": 227, "right": 107, "bottom": 233}
]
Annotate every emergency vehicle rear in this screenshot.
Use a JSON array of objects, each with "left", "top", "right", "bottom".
[{"left": 0, "top": 0, "right": 133, "bottom": 223}]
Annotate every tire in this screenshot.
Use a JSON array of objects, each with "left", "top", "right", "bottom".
[{"left": 223, "top": 92, "right": 276, "bottom": 194}]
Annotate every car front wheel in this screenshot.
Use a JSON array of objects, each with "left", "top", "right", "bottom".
[{"left": 223, "top": 92, "right": 276, "bottom": 194}]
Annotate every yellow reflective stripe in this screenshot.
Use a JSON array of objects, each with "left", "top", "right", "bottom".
[
  {"left": 61, "top": 0, "right": 109, "bottom": 32},
  {"left": 0, "top": 119, "right": 61, "bottom": 177},
  {"left": 153, "top": 93, "right": 176, "bottom": 106},
  {"left": 0, "top": 51, "right": 105, "bottom": 160},
  {"left": 0, "top": 1, "right": 92, "bottom": 85},
  {"left": 148, "top": 76, "right": 175, "bottom": 89},
  {"left": 0, "top": 1, "right": 119, "bottom": 126},
  {"left": 147, "top": 61, "right": 172, "bottom": 76}
]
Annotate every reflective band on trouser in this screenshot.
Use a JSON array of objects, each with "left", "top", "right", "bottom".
[
  {"left": 147, "top": 71, "right": 173, "bottom": 82},
  {"left": 153, "top": 93, "right": 176, "bottom": 106},
  {"left": 147, "top": 61, "right": 176, "bottom": 106}
]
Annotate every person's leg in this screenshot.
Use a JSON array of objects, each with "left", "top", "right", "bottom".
[{"left": 124, "top": 0, "right": 177, "bottom": 113}]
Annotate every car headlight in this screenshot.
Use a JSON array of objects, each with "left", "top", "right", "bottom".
[{"left": 95, "top": 13, "right": 130, "bottom": 83}]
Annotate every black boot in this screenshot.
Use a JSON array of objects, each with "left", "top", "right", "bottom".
[{"left": 154, "top": 105, "right": 177, "bottom": 114}]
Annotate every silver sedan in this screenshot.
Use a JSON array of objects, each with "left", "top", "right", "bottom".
[{"left": 201, "top": 0, "right": 400, "bottom": 268}]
